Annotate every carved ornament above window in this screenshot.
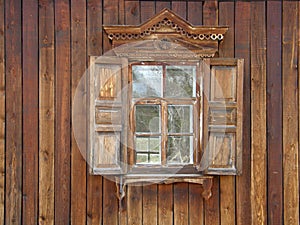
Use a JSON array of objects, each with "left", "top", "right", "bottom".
[{"left": 103, "top": 8, "right": 228, "bottom": 58}]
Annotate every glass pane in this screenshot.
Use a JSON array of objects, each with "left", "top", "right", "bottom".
[
  {"left": 136, "top": 137, "right": 148, "bottom": 152},
  {"left": 150, "top": 154, "right": 161, "bottom": 163},
  {"left": 168, "top": 105, "right": 193, "bottom": 133},
  {"left": 132, "top": 65, "right": 163, "bottom": 98},
  {"left": 136, "top": 153, "right": 148, "bottom": 164},
  {"left": 165, "top": 65, "right": 196, "bottom": 98},
  {"left": 135, "top": 105, "right": 161, "bottom": 133},
  {"left": 167, "top": 136, "right": 193, "bottom": 164},
  {"left": 149, "top": 137, "right": 160, "bottom": 152}
]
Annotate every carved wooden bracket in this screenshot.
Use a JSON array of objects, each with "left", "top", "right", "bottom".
[
  {"left": 115, "top": 175, "right": 213, "bottom": 201},
  {"left": 103, "top": 8, "right": 228, "bottom": 58}
]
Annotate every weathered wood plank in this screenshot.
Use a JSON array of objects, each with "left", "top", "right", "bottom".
[
  {"left": 172, "top": 1, "right": 186, "bottom": 19},
  {"left": 5, "top": 0, "right": 22, "bottom": 223},
  {"left": 218, "top": 2, "right": 235, "bottom": 225},
  {"left": 125, "top": 1, "right": 140, "bottom": 25},
  {"left": 203, "top": 2, "right": 219, "bottom": 224},
  {"left": 54, "top": 0, "right": 71, "bottom": 223},
  {"left": 87, "top": 1, "right": 103, "bottom": 224},
  {"left": 188, "top": 1, "right": 202, "bottom": 25},
  {"left": 103, "top": 0, "right": 118, "bottom": 53},
  {"left": 203, "top": 0, "right": 218, "bottom": 26},
  {"left": 143, "top": 184, "right": 157, "bottom": 225},
  {"left": 127, "top": 185, "right": 142, "bottom": 225},
  {"left": 141, "top": 1, "right": 155, "bottom": 23},
  {"left": 283, "top": 2, "right": 299, "bottom": 225},
  {"left": 235, "top": 2, "right": 251, "bottom": 225},
  {"left": 103, "top": 178, "right": 119, "bottom": 225},
  {"left": 71, "top": 0, "right": 87, "bottom": 224},
  {"left": 267, "top": 2, "right": 283, "bottom": 225},
  {"left": 156, "top": 1, "right": 170, "bottom": 12},
  {"left": 22, "top": 0, "right": 39, "bottom": 224},
  {"left": 174, "top": 183, "right": 188, "bottom": 225},
  {"left": 250, "top": 1, "right": 267, "bottom": 225},
  {"left": 189, "top": 184, "right": 204, "bottom": 225},
  {"left": 39, "top": 0, "right": 55, "bottom": 224},
  {"left": 0, "top": 0, "right": 4, "bottom": 223},
  {"left": 158, "top": 184, "right": 173, "bottom": 225}
]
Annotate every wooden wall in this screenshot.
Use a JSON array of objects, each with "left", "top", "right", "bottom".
[{"left": 0, "top": 0, "right": 299, "bottom": 224}]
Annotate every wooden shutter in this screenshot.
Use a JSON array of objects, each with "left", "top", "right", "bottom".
[
  {"left": 200, "top": 58, "right": 243, "bottom": 175},
  {"left": 89, "top": 56, "right": 128, "bottom": 175}
]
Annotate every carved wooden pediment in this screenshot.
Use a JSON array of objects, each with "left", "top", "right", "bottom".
[{"left": 103, "top": 8, "right": 228, "bottom": 58}]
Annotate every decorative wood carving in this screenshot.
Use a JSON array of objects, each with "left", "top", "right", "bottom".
[{"left": 103, "top": 8, "right": 228, "bottom": 58}]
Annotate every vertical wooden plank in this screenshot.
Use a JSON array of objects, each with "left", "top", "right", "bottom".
[
  {"left": 87, "top": 0, "right": 103, "bottom": 224},
  {"left": 218, "top": 2, "right": 235, "bottom": 225},
  {"left": 103, "top": 178, "right": 119, "bottom": 225},
  {"left": 22, "top": 0, "right": 39, "bottom": 224},
  {"left": 283, "top": 2, "right": 299, "bottom": 225},
  {"left": 188, "top": 1, "right": 202, "bottom": 25},
  {"left": 141, "top": 1, "right": 155, "bottom": 23},
  {"left": 127, "top": 185, "right": 143, "bottom": 225},
  {"left": 103, "top": 0, "right": 118, "bottom": 53},
  {"left": 140, "top": 3, "right": 157, "bottom": 225},
  {"left": 203, "top": 0, "right": 218, "bottom": 26},
  {"left": 0, "top": 0, "right": 4, "bottom": 223},
  {"left": 267, "top": 2, "right": 283, "bottom": 225},
  {"left": 187, "top": 4, "right": 204, "bottom": 224},
  {"left": 189, "top": 184, "right": 204, "bottom": 225},
  {"left": 143, "top": 184, "right": 157, "bottom": 225},
  {"left": 172, "top": 1, "right": 186, "bottom": 19},
  {"left": 174, "top": 183, "right": 188, "bottom": 225},
  {"left": 158, "top": 184, "right": 173, "bottom": 225},
  {"left": 250, "top": 1, "right": 267, "bottom": 225},
  {"left": 54, "top": 0, "right": 71, "bottom": 224},
  {"left": 125, "top": 1, "right": 140, "bottom": 25},
  {"left": 39, "top": 0, "right": 55, "bottom": 224},
  {"left": 235, "top": 2, "right": 251, "bottom": 225},
  {"left": 156, "top": 1, "right": 171, "bottom": 12},
  {"left": 203, "top": 1, "right": 219, "bottom": 225},
  {"left": 5, "top": 0, "right": 22, "bottom": 223},
  {"left": 101, "top": 1, "right": 120, "bottom": 225},
  {"left": 71, "top": 0, "right": 87, "bottom": 224}
]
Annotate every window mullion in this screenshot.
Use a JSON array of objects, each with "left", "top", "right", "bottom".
[{"left": 161, "top": 101, "right": 167, "bottom": 166}]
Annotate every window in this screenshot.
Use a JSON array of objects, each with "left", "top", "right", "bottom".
[{"left": 88, "top": 9, "right": 243, "bottom": 183}]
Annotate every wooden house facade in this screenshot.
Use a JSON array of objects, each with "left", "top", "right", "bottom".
[{"left": 0, "top": 0, "right": 299, "bottom": 224}]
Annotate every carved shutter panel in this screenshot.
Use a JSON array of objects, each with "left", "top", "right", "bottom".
[
  {"left": 89, "top": 56, "right": 128, "bottom": 175},
  {"left": 200, "top": 58, "right": 243, "bottom": 175}
]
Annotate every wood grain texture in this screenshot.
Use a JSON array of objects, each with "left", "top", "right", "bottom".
[
  {"left": 127, "top": 185, "right": 142, "bottom": 225},
  {"left": 143, "top": 184, "right": 157, "bottom": 225},
  {"left": 158, "top": 184, "right": 173, "bottom": 225},
  {"left": 125, "top": 1, "right": 140, "bottom": 25},
  {"left": 87, "top": 1, "right": 103, "bottom": 224},
  {"left": 283, "top": 2, "right": 299, "bottom": 225},
  {"left": 0, "top": 0, "right": 4, "bottom": 223},
  {"left": 189, "top": 184, "right": 204, "bottom": 225},
  {"left": 203, "top": 0, "right": 218, "bottom": 26},
  {"left": 103, "top": 0, "right": 118, "bottom": 53},
  {"left": 250, "top": 2, "right": 267, "bottom": 225},
  {"left": 54, "top": 0, "right": 71, "bottom": 223},
  {"left": 103, "top": 178, "right": 119, "bottom": 225},
  {"left": 219, "top": 2, "right": 235, "bottom": 225},
  {"left": 172, "top": 1, "right": 186, "bottom": 19},
  {"left": 174, "top": 183, "right": 188, "bottom": 225},
  {"left": 235, "top": 2, "right": 251, "bottom": 225},
  {"left": 22, "top": 0, "right": 39, "bottom": 224},
  {"left": 39, "top": 0, "right": 55, "bottom": 224},
  {"left": 71, "top": 0, "right": 87, "bottom": 224},
  {"left": 267, "top": 1, "right": 283, "bottom": 225},
  {"left": 156, "top": 1, "right": 171, "bottom": 12},
  {"left": 5, "top": 0, "right": 22, "bottom": 223},
  {"left": 187, "top": 1, "right": 202, "bottom": 25},
  {"left": 203, "top": 2, "right": 219, "bottom": 224},
  {"left": 141, "top": 1, "right": 155, "bottom": 23}
]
